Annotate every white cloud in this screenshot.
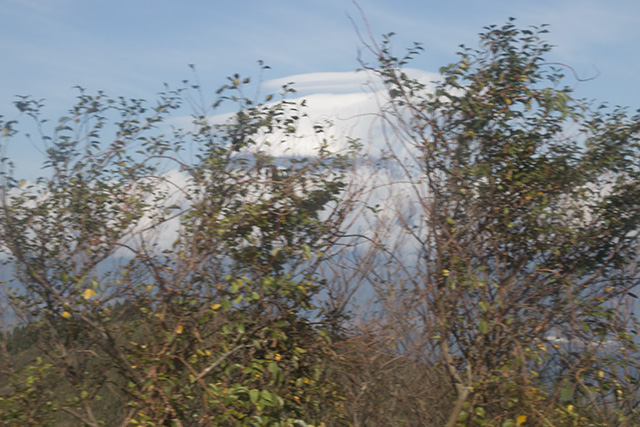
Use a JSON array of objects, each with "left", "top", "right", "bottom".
[
  {"left": 265, "top": 71, "right": 372, "bottom": 94},
  {"left": 265, "top": 69, "right": 438, "bottom": 95},
  {"left": 194, "top": 69, "right": 442, "bottom": 158}
]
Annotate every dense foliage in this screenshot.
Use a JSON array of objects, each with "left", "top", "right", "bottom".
[
  {"left": 355, "top": 20, "right": 640, "bottom": 426},
  {"left": 1, "top": 20, "right": 640, "bottom": 426},
  {"left": 0, "top": 68, "right": 360, "bottom": 426}
]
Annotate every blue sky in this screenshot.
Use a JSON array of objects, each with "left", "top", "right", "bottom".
[{"left": 2, "top": 0, "right": 640, "bottom": 177}]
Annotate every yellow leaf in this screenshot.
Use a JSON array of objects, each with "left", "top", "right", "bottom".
[
  {"left": 82, "top": 288, "right": 97, "bottom": 300},
  {"left": 442, "top": 269, "right": 450, "bottom": 277},
  {"left": 516, "top": 415, "right": 527, "bottom": 426},
  {"left": 176, "top": 324, "right": 184, "bottom": 334},
  {"left": 211, "top": 303, "right": 221, "bottom": 311},
  {"left": 61, "top": 311, "right": 72, "bottom": 319}
]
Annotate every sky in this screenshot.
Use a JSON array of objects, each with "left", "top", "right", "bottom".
[{"left": 2, "top": 0, "right": 640, "bottom": 178}]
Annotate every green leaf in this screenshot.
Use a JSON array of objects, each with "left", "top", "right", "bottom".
[
  {"left": 560, "top": 387, "right": 572, "bottom": 401},
  {"left": 249, "top": 389, "right": 260, "bottom": 404},
  {"left": 478, "top": 320, "right": 489, "bottom": 334},
  {"left": 268, "top": 362, "right": 280, "bottom": 383},
  {"left": 260, "top": 390, "right": 274, "bottom": 405}
]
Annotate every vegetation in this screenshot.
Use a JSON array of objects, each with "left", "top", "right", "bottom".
[
  {"left": 351, "top": 19, "right": 640, "bottom": 426},
  {"left": 1, "top": 20, "right": 640, "bottom": 426}
]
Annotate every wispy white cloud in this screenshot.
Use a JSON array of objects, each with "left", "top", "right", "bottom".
[{"left": 266, "top": 71, "right": 373, "bottom": 94}]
